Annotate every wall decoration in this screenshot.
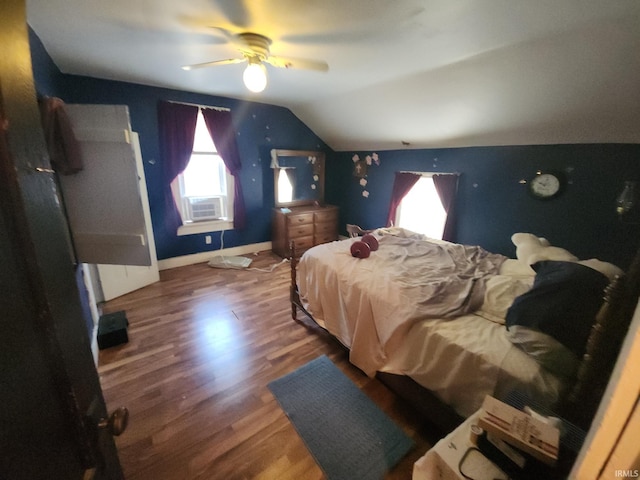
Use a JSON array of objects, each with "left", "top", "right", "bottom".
[
  {"left": 352, "top": 152, "right": 380, "bottom": 198},
  {"left": 310, "top": 155, "right": 322, "bottom": 175},
  {"left": 309, "top": 155, "right": 321, "bottom": 191},
  {"left": 352, "top": 154, "right": 368, "bottom": 178}
]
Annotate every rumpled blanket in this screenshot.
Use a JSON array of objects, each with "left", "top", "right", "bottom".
[{"left": 297, "top": 230, "right": 507, "bottom": 376}]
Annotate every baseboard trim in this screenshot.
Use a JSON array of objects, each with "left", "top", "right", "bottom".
[{"left": 158, "top": 241, "right": 273, "bottom": 271}]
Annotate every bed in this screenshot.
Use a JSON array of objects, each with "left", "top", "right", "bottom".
[{"left": 289, "top": 227, "right": 638, "bottom": 433}]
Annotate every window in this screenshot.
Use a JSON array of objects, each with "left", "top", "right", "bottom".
[
  {"left": 395, "top": 175, "right": 447, "bottom": 239},
  {"left": 277, "top": 168, "right": 294, "bottom": 203},
  {"left": 172, "top": 110, "right": 234, "bottom": 234}
]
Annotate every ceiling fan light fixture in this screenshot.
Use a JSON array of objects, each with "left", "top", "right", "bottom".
[
  {"left": 181, "top": 31, "right": 327, "bottom": 92},
  {"left": 243, "top": 61, "right": 267, "bottom": 93}
]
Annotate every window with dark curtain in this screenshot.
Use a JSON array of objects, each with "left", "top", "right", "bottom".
[
  {"left": 157, "top": 101, "right": 247, "bottom": 232},
  {"left": 201, "top": 108, "right": 246, "bottom": 230},
  {"left": 157, "top": 101, "right": 198, "bottom": 233},
  {"left": 432, "top": 173, "right": 459, "bottom": 242},
  {"left": 386, "top": 172, "right": 421, "bottom": 227}
]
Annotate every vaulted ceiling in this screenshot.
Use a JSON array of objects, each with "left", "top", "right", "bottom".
[{"left": 27, "top": 0, "right": 640, "bottom": 151}]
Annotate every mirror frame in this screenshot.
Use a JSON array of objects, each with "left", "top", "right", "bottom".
[{"left": 272, "top": 149, "right": 325, "bottom": 207}]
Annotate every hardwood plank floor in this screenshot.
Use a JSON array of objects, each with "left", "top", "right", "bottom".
[{"left": 98, "top": 250, "right": 441, "bottom": 479}]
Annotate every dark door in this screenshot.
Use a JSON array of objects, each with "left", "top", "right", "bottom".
[{"left": 0, "top": 2, "right": 125, "bottom": 478}]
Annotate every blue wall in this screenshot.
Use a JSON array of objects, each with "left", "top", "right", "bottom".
[
  {"left": 327, "top": 145, "right": 640, "bottom": 268},
  {"left": 30, "top": 28, "right": 640, "bottom": 269},
  {"left": 29, "top": 27, "right": 67, "bottom": 98}
]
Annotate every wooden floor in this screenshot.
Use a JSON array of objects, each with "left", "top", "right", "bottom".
[{"left": 98, "top": 250, "right": 441, "bottom": 480}]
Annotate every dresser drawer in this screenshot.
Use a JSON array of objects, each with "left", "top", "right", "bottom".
[
  {"left": 288, "top": 223, "right": 314, "bottom": 238},
  {"left": 315, "top": 221, "right": 337, "bottom": 235},
  {"left": 315, "top": 232, "right": 338, "bottom": 245},
  {"left": 291, "top": 235, "right": 314, "bottom": 251},
  {"left": 314, "top": 209, "right": 338, "bottom": 223},
  {"left": 272, "top": 205, "right": 339, "bottom": 258},
  {"left": 288, "top": 212, "right": 314, "bottom": 225}
]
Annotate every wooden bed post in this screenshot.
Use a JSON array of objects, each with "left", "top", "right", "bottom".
[
  {"left": 289, "top": 240, "right": 298, "bottom": 321},
  {"left": 560, "top": 244, "right": 640, "bottom": 430},
  {"left": 289, "top": 240, "right": 316, "bottom": 324}
]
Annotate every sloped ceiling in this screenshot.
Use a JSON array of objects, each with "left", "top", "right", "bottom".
[{"left": 27, "top": 0, "right": 640, "bottom": 151}]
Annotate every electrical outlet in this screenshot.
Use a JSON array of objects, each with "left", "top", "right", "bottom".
[{"left": 205, "top": 235, "right": 212, "bottom": 245}]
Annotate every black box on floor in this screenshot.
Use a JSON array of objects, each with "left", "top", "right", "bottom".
[{"left": 98, "top": 310, "right": 129, "bottom": 349}]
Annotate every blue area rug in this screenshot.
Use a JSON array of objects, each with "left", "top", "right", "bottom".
[{"left": 268, "top": 355, "right": 415, "bottom": 480}]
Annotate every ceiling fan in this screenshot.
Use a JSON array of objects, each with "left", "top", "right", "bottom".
[{"left": 182, "top": 32, "right": 329, "bottom": 93}]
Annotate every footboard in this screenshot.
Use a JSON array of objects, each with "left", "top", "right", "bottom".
[{"left": 289, "top": 240, "right": 314, "bottom": 323}]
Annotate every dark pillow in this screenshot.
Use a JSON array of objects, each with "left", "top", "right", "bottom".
[{"left": 505, "top": 260, "right": 609, "bottom": 357}]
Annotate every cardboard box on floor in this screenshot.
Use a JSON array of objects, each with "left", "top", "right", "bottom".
[{"left": 478, "top": 395, "right": 560, "bottom": 466}]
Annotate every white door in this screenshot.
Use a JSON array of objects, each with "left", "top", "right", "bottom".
[
  {"left": 96, "top": 132, "right": 159, "bottom": 301},
  {"left": 59, "top": 105, "right": 159, "bottom": 300}
]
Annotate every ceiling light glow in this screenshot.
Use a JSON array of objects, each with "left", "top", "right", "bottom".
[{"left": 243, "top": 62, "right": 267, "bottom": 93}]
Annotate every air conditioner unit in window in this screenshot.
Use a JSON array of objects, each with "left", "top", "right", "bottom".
[{"left": 187, "top": 196, "right": 223, "bottom": 222}]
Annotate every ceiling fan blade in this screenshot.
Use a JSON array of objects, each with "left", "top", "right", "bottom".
[
  {"left": 208, "top": 26, "right": 238, "bottom": 42},
  {"left": 182, "top": 58, "right": 245, "bottom": 70},
  {"left": 215, "top": 0, "right": 252, "bottom": 29},
  {"left": 265, "top": 55, "right": 329, "bottom": 72}
]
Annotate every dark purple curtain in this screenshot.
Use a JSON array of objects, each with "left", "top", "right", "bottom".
[
  {"left": 157, "top": 101, "right": 198, "bottom": 233},
  {"left": 386, "top": 172, "right": 421, "bottom": 227},
  {"left": 201, "top": 108, "right": 246, "bottom": 230},
  {"left": 433, "top": 173, "right": 460, "bottom": 241}
]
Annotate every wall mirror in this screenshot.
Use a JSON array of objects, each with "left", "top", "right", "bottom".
[{"left": 271, "top": 149, "right": 325, "bottom": 207}]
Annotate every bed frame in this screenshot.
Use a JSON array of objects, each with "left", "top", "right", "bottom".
[{"left": 288, "top": 240, "right": 640, "bottom": 433}]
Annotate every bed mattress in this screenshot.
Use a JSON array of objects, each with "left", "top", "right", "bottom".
[{"left": 296, "top": 230, "right": 564, "bottom": 417}]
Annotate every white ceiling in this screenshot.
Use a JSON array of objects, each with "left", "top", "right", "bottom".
[{"left": 27, "top": 0, "right": 640, "bottom": 151}]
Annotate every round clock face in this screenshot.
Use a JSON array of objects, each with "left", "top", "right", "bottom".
[{"left": 530, "top": 173, "right": 562, "bottom": 199}]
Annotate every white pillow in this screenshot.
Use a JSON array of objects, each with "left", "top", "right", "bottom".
[
  {"left": 527, "top": 247, "right": 578, "bottom": 265},
  {"left": 476, "top": 275, "right": 534, "bottom": 324},
  {"left": 499, "top": 259, "right": 537, "bottom": 276}
]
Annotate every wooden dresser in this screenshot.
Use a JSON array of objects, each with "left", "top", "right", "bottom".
[{"left": 272, "top": 205, "right": 339, "bottom": 258}]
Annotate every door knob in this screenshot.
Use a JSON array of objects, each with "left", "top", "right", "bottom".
[{"left": 98, "top": 407, "right": 129, "bottom": 436}]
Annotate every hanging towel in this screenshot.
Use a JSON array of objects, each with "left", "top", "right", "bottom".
[{"left": 38, "top": 96, "right": 83, "bottom": 175}]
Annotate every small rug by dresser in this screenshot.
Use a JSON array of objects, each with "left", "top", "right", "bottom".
[{"left": 268, "top": 355, "right": 415, "bottom": 480}]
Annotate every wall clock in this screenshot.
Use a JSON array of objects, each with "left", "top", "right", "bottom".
[{"left": 529, "top": 171, "right": 563, "bottom": 199}]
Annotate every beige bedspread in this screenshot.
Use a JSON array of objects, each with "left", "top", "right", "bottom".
[
  {"left": 297, "top": 229, "right": 564, "bottom": 417},
  {"left": 297, "top": 230, "right": 506, "bottom": 376}
]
